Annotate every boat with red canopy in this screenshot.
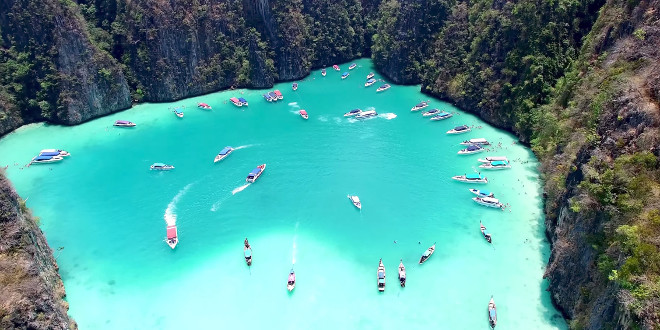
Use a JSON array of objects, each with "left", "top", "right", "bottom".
[
  {"left": 230, "top": 97, "right": 242, "bottom": 107},
  {"left": 274, "top": 90, "right": 283, "bottom": 100},
  {"left": 198, "top": 102, "right": 212, "bottom": 110},
  {"left": 300, "top": 110, "right": 308, "bottom": 120},
  {"left": 166, "top": 225, "right": 178, "bottom": 249}
]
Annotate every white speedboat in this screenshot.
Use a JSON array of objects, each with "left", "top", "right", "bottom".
[
  {"left": 460, "top": 138, "right": 489, "bottom": 146},
  {"left": 447, "top": 125, "right": 471, "bottom": 134},
  {"left": 30, "top": 155, "right": 64, "bottom": 164},
  {"left": 40, "top": 149, "right": 70, "bottom": 157},
  {"left": 364, "top": 78, "right": 377, "bottom": 87},
  {"left": 410, "top": 101, "right": 429, "bottom": 111},
  {"left": 114, "top": 120, "right": 136, "bottom": 127},
  {"left": 274, "top": 90, "right": 283, "bottom": 100},
  {"left": 430, "top": 112, "right": 453, "bottom": 121},
  {"left": 469, "top": 188, "right": 494, "bottom": 198},
  {"left": 344, "top": 109, "right": 362, "bottom": 117},
  {"left": 214, "top": 147, "right": 234, "bottom": 163},
  {"left": 367, "top": 72, "right": 375, "bottom": 79},
  {"left": 238, "top": 97, "right": 248, "bottom": 106},
  {"left": 151, "top": 163, "right": 175, "bottom": 170},
  {"left": 452, "top": 173, "right": 488, "bottom": 183},
  {"left": 341, "top": 72, "right": 350, "bottom": 79},
  {"left": 166, "top": 225, "right": 178, "bottom": 249},
  {"left": 349, "top": 63, "right": 357, "bottom": 70},
  {"left": 473, "top": 196, "right": 504, "bottom": 209},
  {"left": 300, "top": 110, "right": 309, "bottom": 120},
  {"left": 478, "top": 156, "right": 509, "bottom": 163},
  {"left": 479, "top": 160, "right": 512, "bottom": 170},
  {"left": 348, "top": 195, "right": 361, "bottom": 209},
  {"left": 377, "top": 259, "right": 386, "bottom": 292},
  {"left": 246, "top": 164, "right": 266, "bottom": 183},
  {"left": 376, "top": 84, "right": 391, "bottom": 92},
  {"left": 422, "top": 109, "right": 440, "bottom": 117},
  {"left": 458, "top": 145, "right": 485, "bottom": 155},
  {"left": 355, "top": 110, "right": 377, "bottom": 119}
]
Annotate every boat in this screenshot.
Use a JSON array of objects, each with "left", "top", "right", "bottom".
[
  {"left": 452, "top": 173, "right": 488, "bottom": 183},
  {"left": 478, "top": 156, "right": 509, "bottom": 163},
  {"left": 419, "top": 243, "right": 436, "bottom": 264},
  {"left": 263, "top": 93, "right": 274, "bottom": 102},
  {"left": 230, "top": 97, "right": 242, "bottom": 107},
  {"left": 458, "top": 144, "right": 485, "bottom": 155},
  {"left": 300, "top": 110, "right": 309, "bottom": 120},
  {"left": 322, "top": 68, "right": 327, "bottom": 76},
  {"left": 173, "top": 107, "right": 184, "bottom": 118},
  {"left": 481, "top": 221, "right": 492, "bottom": 243},
  {"left": 367, "top": 72, "right": 375, "bottom": 79},
  {"left": 488, "top": 296, "right": 497, "bottom": 328},
  {"left": 268, "top": 91, "right": 278, "bottom": 101},
  {"left": 344, "top": 109, "right": 362, "bottom": 117},
  {"left": 355, "top": 110, "right": 378, "bottom": 120},
  {"left": 377, "top": 259, "right": 386, "bottom": 292},
  {"left": 430, "top": 111, "right": 453, "bottom": 121},
  {"left": 214, "top": 146, "right": 234, "bottom": 163},
  {"left": 473, "top": 196, "right": 504, "bottom": 209},
  {"left": 447, "top": 125, "right": 471, "bottom": 134},
  {"left": 244, "top": 242, "right": 252, "bottom": 266},
  {"left": 246, "top": 164, "right": 266, "bottom": 183},
  {"left": 287, "top": 268, "right": 296, "bottom": 291},
  {"left": 411, "top": 101, "right": 429, "bottom": 111},
  {"left": 460, "top": 138, "right": 490, "bottom": 146},
  {"left": 348, "top": 63, "right": 357, "bottom": 70},
  {"left": 197, "top": 102, "right": 212, "bottom": 110},
  {"left": 114, "top": 120, "right": 136, "bottom": 127},
  {"left": 341, "top": 72, "right": 349, "bottom": 79},
  {"left": 333, "top": 64, "right": 340, "bottom": 71},
  {"left": 348, "top": 195, "right": 361, "bottom": 209},
  {"left": 398, "top": 260, "right": 406, "bottom": 287},
  {"left": 376, "top": 84, "right": 391, "bottom": 92},
  {"left": 151, "top": 163, "right": 175, "bottom": 170},
  {"left": 364, "top": 78, "right": 376, "bottom": 87},
  {"left": 166, "top": 225, "right": 178, "bottom": 249},
  {"left": 238, "top": 97, "right": 248, "bottom": 106},
  {"left": 469, "top": 188, "right": 494, "bottom": 198},
  {"left": 479, "top": 160, "right": 512, "bottom": 170},
  {"left": 30, "top": 155, "right": 63, "bottom": 164},
  {"left": 39, "top": 149, "right": 70, "bottom": 156},
  {"left": 274, "top": 90, "right": 283, "bottom": 100},
  {"left": 422, "top": 109, "right": 440, "bottom": 117},
  {"left": 292, "top": 82, "right": 298, "bottom": 91}
]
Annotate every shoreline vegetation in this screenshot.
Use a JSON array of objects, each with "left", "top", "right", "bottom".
[{"left": 1, "top": 0, "right": 659, "bottom": 328}]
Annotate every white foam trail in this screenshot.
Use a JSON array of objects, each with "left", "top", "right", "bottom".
[
  {"left": 334, "top": 117, "right": 342, "bottom": 124},
  {"left": 210, "top": 200, "right": 222, "bottom": 212},
  {"left": 380, "top": 113, "right": 397, "bottom": 120},
  {"left": 318, "top": 116, "right": 328, "bottom": 122},
  {"left": 232, "top": 183, "right": 250, "bottom": 195},
  {"left": 234, "top": 144, "right": 256, "bottom": 150},
  {"left": 288, "top": 102, "right": 298, "bottom": 106},
  {"left": 164, "top": 183, "right": 193, "bottom": 226}
]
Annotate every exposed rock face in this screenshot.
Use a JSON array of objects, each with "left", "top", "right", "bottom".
[{"left": 0, "top": 172, "right": 76, "bottom": 329}]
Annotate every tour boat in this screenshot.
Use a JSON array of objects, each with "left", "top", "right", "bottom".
[
  {"left": 377, "top": 259, "right": 386, "bottom": 292},
  {"left": 166, "top": 225, "right": 178, "bottom": 249},
  {"left": 479, "top": 160, "right": 512, "bottom": 170},
  {"left": 469, "top": 188, "right": 494, "bottom": 198},
  {"left": 151, "top": 163, "right": 175, "bottom": 170},
  {"left": 348, "top": 63, "right": 357, "bottom": 70},
  {"left": 348, "top": 195, "right": 361, "bottom": 209},
  {"left": 230, "top": 97, "right": 242, "bottom": 107},
  {"left": 452, "top": 173, "right": 488, "bottom": 183},
  {"left": 40, "top": 149, "right": 70, "bottom": 157},
  {"left": 411, "top": 101, "right": 429, "bottom": 111},
  {"left": 376, "top": 84, "right": 391, "bottom": 92},
  {"left": 197, "top": 102, "right": 212, "bottom": 110},
  {"left": 364, "top": 78, "right": 377, "bottom": 87},
  {"left": 367, "top": 72, "right": 375, "bottom": 79},
  {"left": 292, "top": 82, "right": 298, "bottom": 91},
  {"left": 460, "top": 138, "right": 490, "bottom": 146},
  {"left": 173, "top": 108, "right": 184, "bottom": 118},
  {"left": 473, "top": 196, "right": 504, "bottom": 209},
  {"left": 114, "top": 120, "right": 136, "bottom": 127},
  {"left": 430, "top": 111, "right": 453, "bottom": 121},
  {"left": 355, "top": 110, "right": 378, "bottom": 120},
  {"left": 274, "top": 90, "right": 283, "bottom": 100},
  {"left": 238, "top": 97, "right": 248, "bottom": 106},
  {"left": 214, "top": 146, "right": 234, "bottom": 163},
  {"left": 268, "top": 91, "right": 278, "bottom": 101},
  {"left": 422, "top": 109, "right": 440, "bottom": 117},
  {"left": 37, "top": 151, "right": 68, "bottom": 159},
  {"left": 300, "top": 110, "right": 309, "bottom": 120},
  {"left": 244, "top": 245, "right": 252, "bottom": 266},
  {"left": 246, "top": 164, "right": 266, "bottom": 183},
  {"left": 447, "top": 125, "right": 471, "bottom": 134},
  {"left": 287, "top": 268, "right": 296, "bottom": 291},
  {"left": 398, "top": 260, "right": 406, "bottom": 287},
  {"left": 488, "top": 296, "right": 497, "bottom": 328},
  {"left": 341, "top": 72, "right": 349, "bottom": 79},
  {"left": 458, "top": 144, "right": 485, "bottom": 155},
  {"left": 481, "top": 221, "right": 492, "bottom": 243},
  {"left": 419, "top": 243, "right": 436, "bottom": 264},
  {"left": 30, "top": 155, "right": 63, "bottom": 164},
  {"left": 322, "top": 68, "right": 327, "bottom": 76},
  {"left": 344, "top": 109, "right": 362, "bottom": 117},
  {"left": 478, "top": 156, "right": 509, "bottom": 163},
  {"left": 263, "top": 93, "right": 273, "bottom": 102},
  {"left": 333, "top": 64, "right": 340, "bottom": 71}
]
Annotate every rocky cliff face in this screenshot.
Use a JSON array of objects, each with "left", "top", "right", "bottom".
[{"left": 0, "top": 172, "right": 76, "bottom": 329}]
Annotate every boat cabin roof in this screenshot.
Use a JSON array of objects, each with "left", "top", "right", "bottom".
[
  {"left": 238, "top": 97, "right": 247, "bottom": 102},
  {"left": 478, "top": 189, "right": 491, "bottom": 195},
  {"left": 481, "top": 197, "right": 500, "bottom": 203},
  {"left": 230, "top": 97, "right": 239, "bottom": 102},
  {"left": 174, "top": 108, "right": 183, "bottom": 113},
  {"left": 153, "top": 163, "right": 166, "bottom": 167},
  {"left": 415, "top": 102, "right": 426, "bottom": 107},
  {"left": 466, "top": 145, "right": 482, "bottom": 151},
  {"left": 491, "top": 160, "right": 508, "bottom": 166},
  {"left": 378, "top": 271, "right": 385, "bottom": 279},
  {"left": 366, "top": 79, "right": 376, "bottom": 83},
  {"left": 245, "top": 249, "right": 252, "bottom": 257},
  {"left": 166, "top": 225, "right": 177, "bottom": 238},
  {"left": 115, "top": 120, "right": 131, "bottom": 124},
  {"left": 300, "top": 110, "right": 308, "bottom": 115},
  {"left": 274, "top": 90, "right": 282, "bottom": 95},
  {"left": 342, "top": 72, "right": 349, "bottom": 75},
  {"left": 250, "top": 168, "right": 262, "bottom": 175},
  {"left": 40, "top": 151, "right": 61, "bottom": 156},
  {"left": 466, "top": 174, "right": 482, "bottom": 179},
  {"left": 219, "top": 147, "right": 233, "bottom": 155},
  {"left": 455, "top": 125, "right": 469, "bottom": 130},
  {"left": 34, "top": 155, "right": 53, "bottom": 161}
]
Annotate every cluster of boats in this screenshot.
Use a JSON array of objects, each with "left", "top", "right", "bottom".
[
  {"left": 375, "top": 243, "right": 435, "bottom": 292},
  {"left": 263, "top": 90, "right": 283, "bottom": 102},
  {"left": 229, "top": 97, "right": 248, "bottom": 107},
  {"left": 410, "top": 101, "right": 455, "bottom": 121},
  {"left": 30, "top": 149, "right": 70, "bottom": 164}
]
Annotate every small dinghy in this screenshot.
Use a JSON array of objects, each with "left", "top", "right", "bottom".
[
  {"left": 322, "top": 68, "right": 327, "bottom": 76},
  {"left": 377, "top": 259, "right": 386, "bottom": 292},
  {"left": 238, "top": 97, "right": 248, "bottom": 106},
  {"left": 367, "top": 72, "right": 375, "bottom": 79},
  {"left": 287, "top": 268, "right": 296, "bottom": 292},
  {"left": 488, "top": 296, "right": 497, "bottom": 328},
  {"left": 419, "top": 243, "right": 436, "bottom": 264},
  {"left": 300, "top": 110, "right": 309, "bottom": 120},
  {"left": 447, "top": 125, "right": 471, "bottom": 134},
  {"left": 292, "top": 82, "right": 298, "bottom": 91},
  {"left": 469, "top": 188, "right": 494, "bottom": 198},
  {"left": 341, "top": 72, "right": 349, "bottom": 79},
  {"left": 198, "top": 102, "right": 212, "bottom": 110},
  {"left": 348, "top": 63, "right": 357, "bottom": 70},
  {"left": 398, "top": 259, "right": 406, "bottom": 287},
  {"left": 376, "top": 84, "right": 391, "bottom": 92},
  {"left": 114, "top": 120, "right": 136, "bottom": 127},
  {"left": 348, "top": 195, "right": 361, "bottom": 209},
  {"left": 166, "top": 225, "right": 178, "bottom": 249},
  {"left": 244, "top": 238, "right": 252, "bottom": 266},
  {"left": 480, "top": 221, "right": 492, "bottom": 243}
]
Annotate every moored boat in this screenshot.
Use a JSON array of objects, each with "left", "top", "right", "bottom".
[
  {"left": 166, "top": 225, "right": 178, "bottom": 249},
  {"left": 300, "top": 110, "right": 309, "bottom": 120},
  {"left": 364, "top": 78, "right": 377, "bottom": 87},
  {"left": 480, "top": 221, "right": 492, "bottom": 243},
  {"left": 452, "top": 173, "right": 488, "bottom": 183},
  {"left": 460, "top": 138, "right": 490, "bottom": 146},
  {"left": 349, "top": 63, "right": 357, "bottom": 70},
  {"left": 376, "top": 84, "right": 391, "bottom": 92},
  {"left": 422, "top": 109, "right": 440, "bottom": 117},
  {"left": 419, "top": 243, "right": 436, "bottom": 264},
  {"left": 478, "top": 156, "right": 508, "bottom": 163},
  {"left": 333, "top": 64, "right": 340, "bottom": 71},
  {"left": 287, "top": 268, "right": 296, "bottom": 291},
  {"left": 246, "top": 164, "right": 266, "bottom": 183},
  {"left": 355, "top": 110, "right": 378, "bottom": 119},
  {"left": 214, "top": 146, "right": 234, "bottom": 163},
  {"left": 263, "top": 93, "right": 274, "bottom": 102},
  {"left": 377, "top": 259, "right": 386, "bottom": 292},
  {"left": 341, "top": 72, "right": 349, "bottom": 79},
  {"left": 230, "top": 97, "right": 242, "bottom": 107},
  {"left": 344, "top": 109, "right": 362, "bottom": 117},
  {"left": 430, "top": 111, "right": 453, "bottom": 121},
  {"left": 292, "top": 82, "right": 298, "bottom": 91},
  {"left": 114, "top": 120, "right": 136, "bottom": 127},
  {"left": 447, "top": 125, "right": 471, "bottom": 134},
  {"left": 488, "top": 296, "right": 497, "bottom": 328},
  {"left": 198, "top": 102, "right": 212, "bottom": 110},
  {"left": 268, "top": 91, "right": 278, "bottom": 101},
  {"left": 173, "top": 107, "right": 184, "bottom": 118},
  {"left": 40, "top": 149, "right": 70, "bottom": 156},
  {"left": 151, "top": 163, "right": 175, "bottom": 170},
  {"left": 479, "top": 160, "right": 512, "bottom": 170},
  {"left": 244, "top": 239, "right": 252, "bottom": 266},
  {"left": 322, "top": 68, "right": 327, "bottom": 76},
  {"left": 411, "top": 101, "right": 429, "bottom": 111},
  {"left": 274, "top": 90, "right": 283, "bottom": 100},
  {"left": 469, "top": 188, "right": 494, "bottom": 198},
  {"left": 458, "top": 144, "right": 485, "bottom": 155},
  {"left": 473, "top": 196, "right": 504, "bottom": 209},
  {"left": 238, "top": 97, "right": 248, "bottom": 106},
  {"left": 30, "top": 155, "right": 64, "bottom": 164},
  {"left": 367, "top": 72, "right": 375, "bottom": 79},
  {"left": 348, "top": 195, "right": 361, "bottom": 209},
  {"left": 398, "top": 260, "right": 406, "bottom": 287}
]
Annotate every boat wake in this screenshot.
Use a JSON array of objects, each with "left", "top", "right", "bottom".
[
  {"left": 318, "top": 115, "right": 328, "bottom": 122},
  {"left": 232, "top": 183, "right": 250, "bottom": 195},
  {"left": 379, "top": 113, "right": 397, "bottom": 120},
  {"left": 234, "top": 144, "right": 256, "bottom": 150},
  {"left": 288, "top": 102, "right": 298, "bottom": 107},
  {"left": 164, "top": 183, "right": 194, "bottom": 226}
]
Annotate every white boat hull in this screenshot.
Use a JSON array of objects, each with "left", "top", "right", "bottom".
[
  {"left": 458, "top": 149, "right": 485, "bottom": 155},
  {"left": 472, "top": 198, "right": 504, "bottom": 209},
  {"left": 452, "top": 176, "right": 488, "bottom": 184},
  {"left": 478, "top": 157, "right": 508, "bottom": 163}
]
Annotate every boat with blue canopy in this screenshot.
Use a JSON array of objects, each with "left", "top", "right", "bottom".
[
  {"left": 173, "top": 107, "right": 184, "bottom": 118},
  {"left": 246, "top": 164, "right": 266, "bottom": 183},
  {"left": 419, "top": 243, "right": 436, "bottom": 264},
  {"left": 452, "top": 173, "right": 488, "bottom": 183},
  {"left": 479, "top": 160, "right": 511, "bottom": 170},
  {"left": 430, "top": 111, "right": 453, "bottom": 121},
  {"left": 214, "top": 146, "right": 234, "bottom": 163},
  {"left": 422, "top": 109, "right": 440, "bottom": 117},
  {"left": 150, "top": 163, "right": 175, "bottom": 171},
  {"left": 447, "top": 125, "right": 471, "bottom": 134},
  {"left": 458, "top": 144, "right": 485, "bottom": 155},
  {"left": 344, "top": 108, "right": 362, "bottom": 117},
  {"left": 469, "top": 188, "right": 494, "bottom": 198},
  {"left": 488, "top": 297, "right": 497, "bottom": 328},
  {"left": 341, "top": 72, "right": 349, "bottom": 79},
  {"left": 268, "top": 91, "right": 278, "bottom": 101},
  {"left": 377, "top": 259, "right": 386, "bottom": 292},
  {"left": 376, "top": 84, "right": 391, "bottom": 92},
  {"left": 364, "top": 78, "right": 376, "bottom": 87},
  {"left": 411, "top": 101, "right": 429, "bottom": 111},
  {"left": 40, "top": 149, "right": 70, "bottom": 156},
  {"left": 238, "top": 97, "right": 248, "bottom": 106},
  {"left": 367, "top": 72, "right": 375, "bottom": 79},
  {"left": 30, "top": 155, "right": 63, "bottom": 164}
]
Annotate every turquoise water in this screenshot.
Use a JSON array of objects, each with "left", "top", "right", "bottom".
[{"left": 0, "top": 58, "right": 565, "bottom": 329}]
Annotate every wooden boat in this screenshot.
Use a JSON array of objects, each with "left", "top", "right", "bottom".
[
  {"left": 166, "top": 225, "right": 178, "bottom": 249},
  {"left": 300, "top": 110, "right": 309, "bottom": 120},
  {"left": 481, "top": 221, "right": 492, "bottom": 243},
  {"left": 488, "top": 296, "right": 497, "bottom": 328},
  {"left": 244, "top": 245, "right": 252, "bottom": 266},
  {"left": 287, "top": 268, "right": 296, "bottom": 291},
  {"left": 419, "top": 243, "right": 436, "bottom": 264},
  {"left": 377, "top": 259, "right": 386, "bottom": 292},
  {"left": 348, "top": 195, "right": 361, "bottom": 209},
  {"left": 398, "top": 259, "right": 406, "bottom": 287}
]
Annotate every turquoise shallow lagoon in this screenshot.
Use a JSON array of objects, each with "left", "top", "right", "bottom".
[{"left": 0, "top": 58, "right": 565, "bottom": 329}]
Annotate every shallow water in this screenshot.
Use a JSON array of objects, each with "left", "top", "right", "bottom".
[{"left": 0, "top": 58, "right": 565, "bottom": 329}]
